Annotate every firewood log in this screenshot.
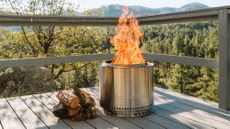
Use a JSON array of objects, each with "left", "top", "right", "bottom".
[
  {"left": 57, "top": 90, "right": 80, "bottom": 109},
  {"left": 79, "top": 89, "right": 91, "bottom": 98},
  {"left": 73, "top": 88, "right": 87, "bottom": 106},
  {"left": 79, "top": 89, "right": 96, "bottom": 106},
  {"left": 73, "top": 87, "right": 97, "bottom": 119},
  {"left": 80, "top": 106, "right": 96, "bottom": 119},
  {"left": 52, "top": 102, "right": 69, "bottom": 119},
  {"left": 74, "top": 88, "right": 96, "bottom": 107},
  {"left": 85, "top": 97, "right": 96, "bottom": 107},
  {"left": 68, "top": 105, "right": 81, "bottom": 116},
  {"left": 91, "top": 107, "right": 96, "bottom": 118}
]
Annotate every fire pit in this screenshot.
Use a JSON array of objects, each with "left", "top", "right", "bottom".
[
  {"left": 99, "top": 7, "right": 154, "bottom": 117},
  {"left": 99, "top": 61, "right": 153, "bottom": 117}
]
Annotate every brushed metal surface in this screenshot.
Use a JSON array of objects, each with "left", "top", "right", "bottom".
[{"left": 99, "top": 61, "right": 154, "bottom": 117}]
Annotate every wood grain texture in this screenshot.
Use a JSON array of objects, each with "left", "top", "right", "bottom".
[
  {"left": 151, "top": 106, "right": 214, "bottom": 129},
  {"left": 144, "top": 113, "right": 190, "bottom": 129},
  {"left": 7, "top": 97, "right": 48, "bottom": 129},
  {"left": 1, "top": 87, "right": 230, "bottom": 129},
  {"left": 155, "top": 88, "right": 230, "bottom": 119},
  {"left": 21, "top": 95, "right": 71, "bottom": 129},
  {"left": 155, "top": 93, "right": 230, "bottom": 124},
  {"left": 0, "top": 99, "right": 25, "bottom": 129},
  {"left": 154, "top": 96, "right": 229, "bottom": 129}
]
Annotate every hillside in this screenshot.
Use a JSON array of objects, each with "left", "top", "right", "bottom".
[
  {"left": 82, "top": 2, "right": 208, "bottom": 17},
  {"left": 0, "top": 3, "right": 209, "bottom": 31}
]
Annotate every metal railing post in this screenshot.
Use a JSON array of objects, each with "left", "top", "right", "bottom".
[{"left": 218, "top": 9, "right": 230, "bottom": 111}]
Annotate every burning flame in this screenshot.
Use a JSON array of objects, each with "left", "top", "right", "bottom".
[{"left": 110, "top": 7, "right": 145, "bottom": 64}]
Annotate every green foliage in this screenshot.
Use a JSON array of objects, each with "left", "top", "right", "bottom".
[
  {"left": 0, "top": 0, "right": 112, "bottom": 97},
  {"left": 141, "top": 22, "right": 218, "bottom": 102}
]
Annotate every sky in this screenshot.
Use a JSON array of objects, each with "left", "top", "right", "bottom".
[{"left": 75, "top": 0, "right": 230, "bottom": 11}]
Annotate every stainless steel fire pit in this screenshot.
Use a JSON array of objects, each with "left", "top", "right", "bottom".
[{"left": 99, "top": 60, "right": 154, "bottom": 117}]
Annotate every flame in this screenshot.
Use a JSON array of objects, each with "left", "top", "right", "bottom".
[{"left": 110, "top": 7, "right": 145, "bottom": 64}]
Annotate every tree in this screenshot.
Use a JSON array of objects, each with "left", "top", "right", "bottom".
[
  {"left": 0, "top": 0, "right": 110, "bottom": 97},
  {"left": 141, "top": 22, "right": 218, "bottom": 101},
  {"left": 167, "top": 64, "right": 191, "bottom": 93}
]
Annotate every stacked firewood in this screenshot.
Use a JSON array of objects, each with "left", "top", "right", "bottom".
[{"left": 52, "top": 87, "right": 96, "bottom": 120}]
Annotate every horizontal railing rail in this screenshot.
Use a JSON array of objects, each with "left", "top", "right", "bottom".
[
  {"left": 138, "top": 6, "right": 229, "bottom": 24},
  {"left": 0, "top": 53, "right": 218, "bottom": 69},
  {"left": 0, "top": 6, "right": 229, "bottom": 26},
  {"left": 144, "top": 53, "right": 218, "bottom": 68},
  {"left": 0, "top": 6, "right": 229, "bottom": 111},
  {"left": 0, "top": 15, "right": 118, "bottom": 26}
]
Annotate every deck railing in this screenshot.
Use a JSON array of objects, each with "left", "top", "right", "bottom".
[{"left": 0, "top": 6, "right": 229, "bottom": 111}]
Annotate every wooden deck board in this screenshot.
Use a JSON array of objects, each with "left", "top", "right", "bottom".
[
  {"left": 85, "top": 116, "right": 119, "bottom": 129},
  {"left": 6, "top": 97, "right": 48, "bottom": 129},
  {"left": 144, "top": 113, "right": 190, "bottom": 129},
  {"left": 20, "top": 95, "right": 71, "bottom": 129},
  {"left": 152, "top": 106, "right": 214, "bottom": 129},
  {"left": 155, "top": 93, "right": 230, "bottom": 124},
  {"left": 154, "top": 97, "right": 229, "bottom": 129},
  {"left": 0, "top": 99, "right": 25, "bottom": 129},
  {"left": 125, "top": 117, "right": 166, "bottom": 129},
  {"left": 155, "top": 87, "right": 230, "bottom": 118},
  {"left": 1, "top": 87, "right": 230, "bottom": 129}
]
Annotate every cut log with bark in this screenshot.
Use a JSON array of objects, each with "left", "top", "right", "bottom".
[
  {"left": 73, "top": 87, "right": 97, "bottom": 119},
  {"left": 52, "top": 102, "right": 69, "bottom": 119},
  {"left": 80, "top": 89, "right": 96, "bottom": 107},
  {"left": 53, "top": 87, "right": 97, "bottom": 120},
  {"left": 57, "top": 90, "right": 80, "bottom": 109},
  {"left": 68, "top": 106, "right": 81, "bottom": 116}
]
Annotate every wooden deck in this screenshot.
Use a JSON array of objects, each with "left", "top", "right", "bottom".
[{"left": 0, "top": 87, "right": 229, "bottom": 129}]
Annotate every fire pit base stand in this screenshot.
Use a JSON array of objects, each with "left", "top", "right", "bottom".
[
  {"left": 99, "top": 61, "right": 154, "bottom": 117},
  {"left": 104, "top": 105, "right": 152, "bottom": 117}
]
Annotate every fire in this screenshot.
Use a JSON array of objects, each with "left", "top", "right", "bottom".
[{"left": 111, "top": 7, "right": 145, "bottom": 64}]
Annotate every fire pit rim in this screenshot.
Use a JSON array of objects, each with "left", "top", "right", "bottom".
[{"left": 100, "top": 60, "right": 154, "bottom": 68}]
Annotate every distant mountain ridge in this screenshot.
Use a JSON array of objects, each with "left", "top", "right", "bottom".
[
  {"left": 84, "top": 2, "right": 208, "bottom": 17},
  {"left": 0, "top": 3, "right": 208, "bottom": 32}
]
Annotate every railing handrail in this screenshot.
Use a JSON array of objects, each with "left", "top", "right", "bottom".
[
  {"left": 0, "top": 6, "right": 229, "bottom": 26},
  {"left": 0, "top": 53, "right": 218, "bottom": 69}
]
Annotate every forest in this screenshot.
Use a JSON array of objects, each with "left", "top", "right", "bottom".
[{"left": 0, "top": 0, "right": 218, "bottom": 102}]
